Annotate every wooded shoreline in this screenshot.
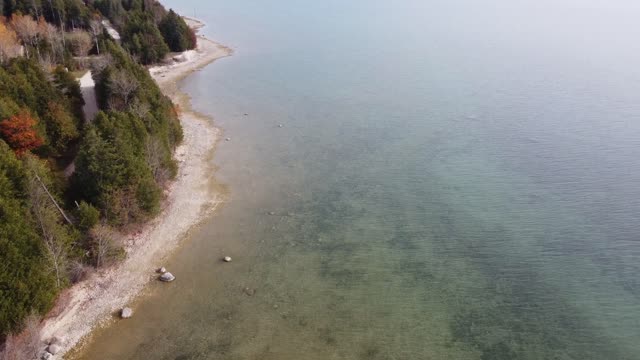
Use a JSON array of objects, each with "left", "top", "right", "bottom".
[
  {"left": 41, "top": 19, "right": 232, "bottom": 359},
  {"left": 0, "top": 1, "right": 232, "bottom": 358}
]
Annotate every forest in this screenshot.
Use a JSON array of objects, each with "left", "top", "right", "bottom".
[{"left": 0, "top": 0, "right": 196, "bottom": 351}]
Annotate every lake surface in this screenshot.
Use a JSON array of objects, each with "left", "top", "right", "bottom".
[{"left": 78, "top": 1, "right": 640, "bottom": 359}]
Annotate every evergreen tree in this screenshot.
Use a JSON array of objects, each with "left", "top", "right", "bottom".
[
  {"left": 53, "top": 65, "right": 85, "bottom": 124},
  {"left": 0, "top": 140, "right": 58, "bottom": 335},
  {"left": 158, "top": 9, "right": 196, "bottom": 52},
  {"left": 0, "top": 58, "right": 82, "bottom": 155},
  {"left": 121, "top": 11, "right": 168, "bottom": 64},
  {"left": 73, "top": 111, "right": 161, "bottom": 225},
  {"left": 93, "top": 0, "right": 125, "bottom": 25}
]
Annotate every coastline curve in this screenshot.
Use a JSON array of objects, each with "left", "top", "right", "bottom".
[{"left": 38, "top": 17, "right": 232, "bottom": 359}]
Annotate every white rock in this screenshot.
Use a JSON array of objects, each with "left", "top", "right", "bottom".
[
  {"left": 157, "top": 267, "right": 167, "bottom": 274},
  {"left": 225, "top": 137, "right": 231, "bottom": 141},
  {"left": 121, "top": 307, "right": 133, "bottom": 319},
  {"left": 159, "top": 272, "right": 175, "bottom": 282},
  {"left": 41, "top": 352, "right": 53, "bottom": 360},
  {"left": 223, "top": 256, "right": 232, "bottom": 262},
  {"left": 47, "top": 344, "right": 61, "bottom": 354}
]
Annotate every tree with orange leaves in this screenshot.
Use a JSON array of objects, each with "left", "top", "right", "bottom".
[{"left": 0, "top": 111, "right": 44, "bottom": 155}]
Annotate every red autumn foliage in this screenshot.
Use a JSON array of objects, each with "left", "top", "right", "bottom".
[{"left": 0, "top": 111, "right": 44, "bottom": 155}]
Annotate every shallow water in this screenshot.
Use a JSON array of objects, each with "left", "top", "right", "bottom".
[{"left": 78, "top": 1, "right": 640, "bottom": 359}]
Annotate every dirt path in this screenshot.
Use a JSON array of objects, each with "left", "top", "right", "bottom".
[{"left": 79, "top": 71, "right": 98, "bottom": 123}]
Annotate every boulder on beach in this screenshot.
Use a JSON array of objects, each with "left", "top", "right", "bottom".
[
  {"left": 121, "top": 307, "right": 133, "bottom": 319},
  {"left": 157, "top": 267, "right": 167, "bottom": 274},
  {"left": 223, "top": 256, "right": 232, "bottom": 262},
  {"left": 160, "top": 272, "right": 175, "bottom": 282},
  {"left": 47, "top": 343, "right": 61, "bottom": 355},
  {"left": 47, "top": 336, "right": 63, "bottom": 345},
  {"left": 172, "top": 50, "right": 197, "bottom": 63}
]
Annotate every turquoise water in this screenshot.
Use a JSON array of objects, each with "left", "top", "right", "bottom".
[{"left": 78, "top": 1, "right": 640, "bottom": 359}]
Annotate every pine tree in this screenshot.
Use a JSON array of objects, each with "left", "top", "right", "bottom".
[
  {"left": 0, "top": 140, "right": 58, "bottom": 335},
  {"left": 158, "top": 9, "right": 195, "bottom": 52},
  {"left": 121, "top": 11, "right": 169, "bottom": 64}
]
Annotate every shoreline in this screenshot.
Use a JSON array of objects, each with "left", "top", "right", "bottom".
[{"left": 39, "top": 18, "right": 232, "bottom": 358}]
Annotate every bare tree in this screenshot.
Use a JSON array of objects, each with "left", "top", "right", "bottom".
[
  {"left": 66, "top": 30, "right": 92, "bottom": 57},
  {"left": 145, "top": 136, "right": 171, "bottom": 185},
  {"left": 89, "top": 20, "right": 102, "bottom": 55},
  {"left": 90, "top": 53, "right": 113, "bottom": 74},
  {"left": 45, "top": 0, "right": 65, "bottom": 43},
  {"left": 69, "top": 260, "right": 93, "bottom": 283},
  {"left": 0, "top": 333, "right": 28, "bottom": 360},
  {"left": 10, "top": 14, "right": 41, "bottom": 58},
  {"left": 90, "top": 224, "right": 120, "bottom": 268},
  {"left": 0, "top": 313, "right": 42, "bottom": 360},
  {"left": 0, "top": 22, "right": 22, "bottom": 64},
  {"left": 31, "top": 0, "right": 42, "bottom": 18},
  {"left": 38, "top": 53, "right": 54, "bottom": 70},
  {"left": 25, "top": 156, "right": 71, "bottom": 288},
  {"left": 104, "top": 186, "right": 141, "bottom": 226},
  {"left": 148, "top": 2, "right": 166, "bottom": 24},
  {"left": 109, "top": 70, "right": 139, "bottom": 109},
  {"left": 20, "top": 314, "right": 41, "bottom": 360},
  {"left": 41, "top": 22, "right": 64, "bottom": 63},
  {"left": 130, "top": 98, "right": 150, "bottom": 119}
]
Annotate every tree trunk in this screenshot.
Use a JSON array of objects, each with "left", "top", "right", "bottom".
[{"left": 34, "top": 173, "right": 74, "bottom": 225}]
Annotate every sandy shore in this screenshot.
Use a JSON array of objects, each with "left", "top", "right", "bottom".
[{"left": 39, "top": 18, "right": 232, "bottom": 358}]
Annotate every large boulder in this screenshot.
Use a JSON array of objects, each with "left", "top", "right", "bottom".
[
  {"left": 47, "top": 344, "right": 61, "bottom": 355},
  {"left": 159, "top": 272, "right": 175, "bottom": 282},
  {"left": 47, "top": 335, "right": 63, "bottom": 345},
  {"left": 121, "top": 307, "right": 133, "bottom": 319}
]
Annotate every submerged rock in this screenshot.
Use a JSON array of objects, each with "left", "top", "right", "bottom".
[
  {"left": 159, "top": 272, "right": 175, "bottom": 282},
  {"left": 243, "top": 287, "right": 256, "bottom": 296},
  {"left": 223, "top": 256, "right": 232, "bottom": 262},
  {"left": 225, "top": 137, "right": 231, "bottom": 141},
  {"left": 47, "top": 344, "right": 61, "bottom": 355},
  {"left": 121, "top": 307, "right": 133, "bottom": 319}
]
